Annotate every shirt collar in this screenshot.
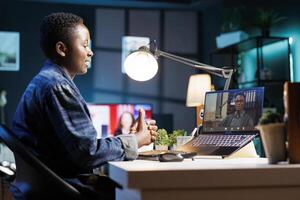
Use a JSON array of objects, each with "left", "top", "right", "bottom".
[
  {"left": 42, "top": 59, "right": 74, "bottom": 81},
  {"left": 234, "top": 110, "right": 245, "bottom": 118},
  {"left": 41, "top": 60, "right": 81, "bottom": 94}
]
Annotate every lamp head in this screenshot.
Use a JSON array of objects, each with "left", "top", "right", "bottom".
[{"left": 124, "top": 46, "right": 159, "bottom": 81}]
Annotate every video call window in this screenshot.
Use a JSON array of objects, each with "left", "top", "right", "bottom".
[
  {"left": 203, "top": 88, "right": 264, "bottom": 132},
  {"left": 87, "top": 103, "right": 152, "bottom": 138}
]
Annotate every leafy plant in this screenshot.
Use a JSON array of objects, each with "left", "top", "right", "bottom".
[
  {"left": 258, "top": 110, "right": 283, "bottom": 125},
  {"left": 168, "top": 129, "right": 187, "bottom": 146},
  {"left": 221, "top": 7, "right": 245, "bottom": 33},
  {"left": 155, "top": 129, "right": 169, "bottom": 146},
  {"left": 254, "top": 9, "right": 286, "bottom": 36}
]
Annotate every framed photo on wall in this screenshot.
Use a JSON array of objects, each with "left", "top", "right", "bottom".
[{"left": 0, "top": 31, "right": 20, "bottom": 71}]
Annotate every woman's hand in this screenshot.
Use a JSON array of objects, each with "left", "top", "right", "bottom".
[{"left": 131, "top": 109, "right": 158, "bottom": 148}]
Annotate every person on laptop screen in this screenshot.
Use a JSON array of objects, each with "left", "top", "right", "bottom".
[
  {"left": 202, "top": 88, "right": 264, "bottom": 133},
  {"left": 220, "top": 93, "right": 254, "bottom": 128}
]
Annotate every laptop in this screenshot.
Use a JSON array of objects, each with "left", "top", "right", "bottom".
[{"left": 177, "top": 87, "right": 264, "bottom": 158}]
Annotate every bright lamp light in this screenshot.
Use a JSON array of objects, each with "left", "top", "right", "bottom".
[{"left": 124, "top": 50, "right": 158, "bottom": 81}]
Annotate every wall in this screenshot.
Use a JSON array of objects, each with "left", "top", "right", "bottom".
[
  {"left": 0, "top": 1, "right": 215, "bottom": 133},
  {"left": 0, "top": 1, "right": 95, "bottom": 126},
  {"left": 223, "top": 0, "right": 300, "bottom": 82}
]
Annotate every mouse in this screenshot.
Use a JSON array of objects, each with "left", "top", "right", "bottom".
[{"left": 158, "top": 153, "right": 184, "bottom": 162}]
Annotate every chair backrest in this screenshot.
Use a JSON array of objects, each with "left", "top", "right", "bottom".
[{"left": 0, "top": 124, "right": 81, "bottom": 200}]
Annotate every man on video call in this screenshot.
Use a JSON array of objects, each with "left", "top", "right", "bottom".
[{"left": 220, "top": 93, "right": 254, "bottom": 128}]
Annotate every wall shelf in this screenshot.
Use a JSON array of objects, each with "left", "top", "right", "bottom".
[{"left": 210, "top": 36, "right": 291, "bottom": 112}]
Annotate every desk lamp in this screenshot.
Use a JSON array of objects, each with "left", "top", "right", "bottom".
[
  {"left": 124, "top": 40, "right": 234, "bottom": 90},
  {"left": 186, "top": 74, "right": 211, "bottom": 126},
  {"left": 124, "top": 41, "right": 233, "bottom": 128}
]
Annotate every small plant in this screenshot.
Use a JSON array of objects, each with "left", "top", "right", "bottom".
[
  {"left": 258, "top": 110, "right": 283, "bottom": 125},
  {"left": 254, "top": 9, "right": 286, "bottom": 36},
  {"left": 155, "top": 129, "right": 169, "bottom": 146},
  {"left": 221, "top": 7, "right": 245, "bottom": 33},
  {"left": 168, "top": 129, "right": 187, "bottom": 146}
]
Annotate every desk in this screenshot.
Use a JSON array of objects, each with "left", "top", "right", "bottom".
[{"left": 109, "top": 158, "right": 300, "bottom": 200}]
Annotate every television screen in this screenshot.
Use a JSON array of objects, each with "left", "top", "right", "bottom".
[{"left": 87, "top": 103, "right": 152, "bottom": 138}]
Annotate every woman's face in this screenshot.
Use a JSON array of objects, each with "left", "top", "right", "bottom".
[
  {"left": 63, "top": 23, "right": 93, "bottom": 77},
  {"left": 121, "top": 112, "right": 133, "bottom": 129}
]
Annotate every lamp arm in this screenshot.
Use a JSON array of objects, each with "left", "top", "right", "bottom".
[
  {"left": 223, "top": 70, "right": 233, "bottom": 90},
  {"left": 157, "top": 50, "right": 223, "bottom": 77},
  {"left": 156, "top": 50, "right": 218, "bottom": 69},
  {"left": 156, "top": 49, "right": 234, "bottom": 90}
]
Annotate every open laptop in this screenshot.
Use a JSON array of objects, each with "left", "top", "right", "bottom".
[{"left": 177, "top": 87, "right": 264, "bottom": 158}]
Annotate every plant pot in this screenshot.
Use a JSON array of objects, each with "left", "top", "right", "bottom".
[
  {"left": 155, "top": 145, "right": 168, "bottom": 151},
  {"left": 257, "top": 123, "right": 286, "bottom": 164},
  {"left": 216, "top": 31, "right": 249, "bottom": 48}
]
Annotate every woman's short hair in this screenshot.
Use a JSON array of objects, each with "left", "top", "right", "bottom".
[{"left": 40, "top": 12, "right": 83, "bottom": 58}]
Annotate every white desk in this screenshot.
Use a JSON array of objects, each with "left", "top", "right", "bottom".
[{"left": 109, "top": 158, "right": 300, "bottom": 200}]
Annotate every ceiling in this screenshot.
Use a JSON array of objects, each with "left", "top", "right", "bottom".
[{"left": 19, "top": 0, "right": 221, "bottom": 9}]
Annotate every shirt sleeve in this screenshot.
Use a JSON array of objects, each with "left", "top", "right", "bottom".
[
  {"left": 43, "top": 82, "right": 137, "bottom": 170},
  {"left": 117, "top": 134, "right": 138, "bottom": 160}
]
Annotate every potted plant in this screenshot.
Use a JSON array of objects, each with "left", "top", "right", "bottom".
[
  {"left": 168, "top": 129, "right": 187, "bottom": 150},
  {"left": 216, "top": 7, "right": 249, "bottom": 48},
  {"left": 155, "top": 129, "right": 169, "bottom": 150},
  {"left": 254, "top": 9, "right": 286, "bottom": 37},
  {"left": 256, "top": 110, "right": 286, "bottom": 164}
]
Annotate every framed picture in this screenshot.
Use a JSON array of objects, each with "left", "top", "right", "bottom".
[
  {"left": 0, "top": 31, "right": 20, "bottom": 71},
  {"left": 121, "top": 36, "right": 150, "bottom": 73}
]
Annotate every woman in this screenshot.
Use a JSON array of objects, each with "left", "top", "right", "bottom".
[
  {"left": 12, "top": 12, "right": 157, "bottom": 200},
  {"left": 114, "top": 112, "right": 135, "bottom": 136}
]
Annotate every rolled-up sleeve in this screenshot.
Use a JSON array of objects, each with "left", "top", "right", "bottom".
[
  {"left": 44, "top": 82, "right": 137, "bottom": 170},
  {"left": 117, "top": 134, "right": 138, "bottom": 160}
]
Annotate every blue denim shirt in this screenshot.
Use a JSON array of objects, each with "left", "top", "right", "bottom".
[{"left": 12, "top": 60, "right": 138, "bottom": 177}]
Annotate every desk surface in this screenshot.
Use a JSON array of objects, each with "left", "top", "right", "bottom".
[{"left": 109, "top": 158, "right": 300, "bottom": 189}]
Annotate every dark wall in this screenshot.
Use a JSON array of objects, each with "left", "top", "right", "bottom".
[
  {"left": 0, "top": 1, "right": 95, "bottom": 126},
  {"left": 222, "top": 0, "right": 300, "bottom": 72},
  {"left": 0, "top": 1, "right": 222, "bottom": 132}
]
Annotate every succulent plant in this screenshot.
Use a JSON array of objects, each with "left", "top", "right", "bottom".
[
  {"left": 155, "top": 129, "right": 188, "bottom": 146},
  {"left": 258, "top": 110, "right": 283, "bottom": 125},
  {"left": 155, "top": 129, "right": 169, "bottom": 146}
]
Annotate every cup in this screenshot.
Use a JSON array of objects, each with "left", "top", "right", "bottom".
[
  {"left": 257, "top": 123, "right": 286, "bottom": 164},
  {"left": 176, "top": 136, "right": 193, "bottom": 149}
]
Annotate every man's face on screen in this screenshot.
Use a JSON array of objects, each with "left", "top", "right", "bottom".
[{"left": 235, "top": 95, "right": 245, "bottom": 111}]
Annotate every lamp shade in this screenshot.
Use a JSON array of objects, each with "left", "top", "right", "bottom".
[
  {"left": 124, "top": 50, "right": 158, "bottom": 81},
  {"left": 186, "top": 74, "right": 211, "bottom": 107}
]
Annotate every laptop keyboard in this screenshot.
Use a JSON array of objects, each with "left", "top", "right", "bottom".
[{"left": 191, "top": 134, "right": 255, "bottom": 147}]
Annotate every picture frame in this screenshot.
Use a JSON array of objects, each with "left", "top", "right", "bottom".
[{"left": 0, "top": 31, "right": 20, "bottom": 71}]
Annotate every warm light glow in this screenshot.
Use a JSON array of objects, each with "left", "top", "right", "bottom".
[
  {"left": 124, "top": 50, "right": 158, "bottom": 81},
  {"left": 186, "top": 74, "right": 211, "bottom": 107}
]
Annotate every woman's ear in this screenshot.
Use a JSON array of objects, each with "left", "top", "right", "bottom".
[{"left": 55, "top": 41, "right": 67, "bottom": 57}]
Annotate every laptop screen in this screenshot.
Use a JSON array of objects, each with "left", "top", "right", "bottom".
[{"left": 202, "top": 87, "right": 264, "bottom": 133}]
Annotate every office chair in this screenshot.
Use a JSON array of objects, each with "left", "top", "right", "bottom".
[{"left": 0, "top": 124, "right": 82, "bottom": 200}]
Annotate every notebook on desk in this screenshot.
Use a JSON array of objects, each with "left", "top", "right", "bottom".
[{"left": 178, "top": 87, "right": 264, "bottom": 158}]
